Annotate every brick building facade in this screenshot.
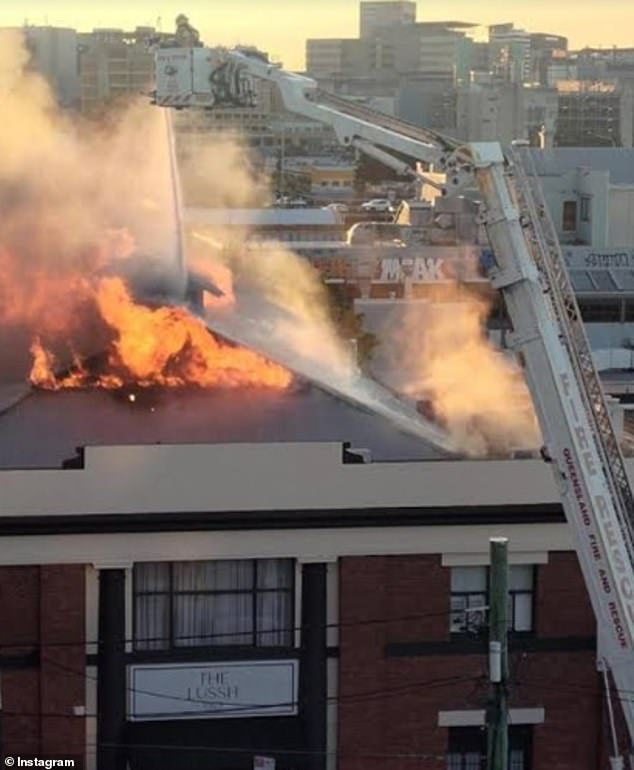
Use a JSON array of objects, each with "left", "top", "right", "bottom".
[
  {"left": 338, "top": 552, "right": 613, "bottom": 770},
  {"left": 0, "top": 566, "right": 85, "bottom": 762},
  {"left": 0, "top": 437, "right": 630, "bottom": 769}
]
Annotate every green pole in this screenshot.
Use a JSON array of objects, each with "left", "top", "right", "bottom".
[{"left": 487, "top": 537, "right": 509, "bottom": 770}]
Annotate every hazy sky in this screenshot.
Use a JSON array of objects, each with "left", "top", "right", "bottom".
[{"left": 1, "top": 0, "right": 632, "bottom": 70}]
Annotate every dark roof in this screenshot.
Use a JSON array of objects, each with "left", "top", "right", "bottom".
[{"left": 0, "top": 385, "right": 444, "bottom": 469}]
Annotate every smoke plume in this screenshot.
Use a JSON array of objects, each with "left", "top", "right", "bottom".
[
  {"left": 0, "top": 29, "right": 187, "bottom": 372},
  {"left": 175, "top": 111, "right": 354, "bottom": 380},
  {"left": 392, "top": 285, "right": 541, "bottom": 455},
  {"left": 0, "top": 30, "right": 296, "bottom": 390},
  {"left": 1, "top": 29, "right": 536, "bottom": 455}
]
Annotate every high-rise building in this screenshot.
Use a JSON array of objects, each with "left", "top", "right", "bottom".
[
  {"left": 359, "top": 1, "right": 416, "bottom": 39},
  {"left": 397, "top": 74, "right": 457, "bottom": 134},
  {"left": 305, "top": 38, "right": 371, "bottom": 78},
  {"left": 529, "top": 33, "right": 568, "bottom": 85},
  {"left": 23, "top": 26, "right": 80, "bottom": 108},
  {"left": 336, "top": 21, "right": 477, "bottom": 82},
  {"left": 78, "top": 27, "right": 160, "bottom": 113},
  {"left": 555, "top": 80, "right": 634, "bottom": 147},
  {"left": 489, "top": 23, "right": 532, "bottom": 83},
  {"left": 416, "top": 22, "right": 476, "bottom": 83},
  {"left": 456, "top": 81, "right": 558, "bottom": 147}
]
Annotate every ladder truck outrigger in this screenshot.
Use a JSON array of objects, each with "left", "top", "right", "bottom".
[{"left": 152, "top": 41, "right": 634, "bottom": 762}]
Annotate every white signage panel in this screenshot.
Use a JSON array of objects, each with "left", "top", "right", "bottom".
[
  {"left": 129, "top": 660, "right": 298, "bottom": 721},
  {"left": 254, "top": 757, "right": 276, "bottom": 770},
  {"left": 155, "top": 49, "right": 193, "bottom": 101}
]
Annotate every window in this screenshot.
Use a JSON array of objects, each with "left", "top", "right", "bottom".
[
  {"left": 562, "top": 200, "right": 577, "bottom": 232},
  {"left": 450, "top": 565, "right": 535, "bottom": 635},
  {"left": 134, "top": 559, "right": 294, "bottom": 651},
  {"left": 508, "top": 565, "right": 534, "bottom": 632},
  {"left": 450, "top": 566, "right": 487, "bottom": 635},
  {"left": 578, "top": 299, "right": 621, "bottom": 323},
  {"left": 447, "top": 726, "right": 532, "bottom": 770},
  {"left": 580, "top": 196, "right": 591, "bottom": 223}
]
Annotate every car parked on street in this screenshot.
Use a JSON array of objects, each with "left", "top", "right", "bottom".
[{"left": 360, "top": 198, "right": 395, "bottom": 212}]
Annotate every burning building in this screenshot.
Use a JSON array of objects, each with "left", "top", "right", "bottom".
[
  {"left": 0, "top": 396, "right": 622, "bottom": 770},
  {"left": 0, "top": 28, "right": 621, "bottom": 770}
]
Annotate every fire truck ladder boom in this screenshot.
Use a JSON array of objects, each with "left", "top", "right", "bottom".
[
  {"left": 152, "top": 45, "right": 634, "bottom": 754},
  {"left": 474, "top": 140, "right": 634, "bottom": 751}
]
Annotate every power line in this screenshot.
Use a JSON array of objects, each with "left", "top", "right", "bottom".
[
  {"left": 507, "top": 671, "right": 634, "bottom": 715},
  {"left": 0, "top": 605, "right": 478, "bottom": 652},
  {"left": 3, "top": 651, "right": 480, "bottom": 718},
  {"left": 42, "top": 651, "right": 481, "bottom": 714}
]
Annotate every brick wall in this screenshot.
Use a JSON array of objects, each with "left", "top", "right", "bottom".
[
  {"left": 338, "top": 551, "right": 610, "bottom": 770},
  {"left": 535, "top": 551, "right": 596, "bottom": 637},
  {"left": 0, "top": 565, "right": 85, "bottom": 764}
]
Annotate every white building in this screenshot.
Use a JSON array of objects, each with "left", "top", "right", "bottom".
[
  {"left": 529, "top": 148, "right": 634, "bottom": 248},
  {"left": 456, "top": 81, "right": 558, "bottom": 147}
]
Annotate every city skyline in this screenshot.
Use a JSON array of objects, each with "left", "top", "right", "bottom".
[{"left": 0, "top": 0, "right": 632, "bottom": 70}]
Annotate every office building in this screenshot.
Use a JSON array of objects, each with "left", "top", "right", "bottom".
[
  {"left": 23, "top": 25, "right": 80, "bottom": 108},
  {"left": 359, "top": 1, "right": 416, "bottom": 39},
  {"left": 78, "top": 27, "right": 159, "bottom": 113},
  {"left": 554, "top": 80, "right": 634, "bottom": 147}
]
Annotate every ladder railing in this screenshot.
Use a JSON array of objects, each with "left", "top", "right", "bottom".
[
  {"left": 507, "top": 146, "right": 634, "bottom": 558},
  {"left": 314, "top": 90, "right": 460, "bottom": 153}
]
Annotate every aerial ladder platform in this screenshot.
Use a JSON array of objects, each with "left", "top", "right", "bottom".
[{"left": 152, "top": 42, "right": 634, "bottom": 760}]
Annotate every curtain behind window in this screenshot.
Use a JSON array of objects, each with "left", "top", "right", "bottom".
[{"left": 134, "top": 559, "right": 293, "bottom": 650}]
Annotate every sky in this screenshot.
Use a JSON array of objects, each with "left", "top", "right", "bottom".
[{"left": 0, "top": 0, "right": 632, "bottom": 70}]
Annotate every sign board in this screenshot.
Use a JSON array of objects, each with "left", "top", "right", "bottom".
[
  {"left": 562, "top": 247, "right": 634, "bottom": 270},
  {"left": 129, "top": 660, "right": 298, "bottom": 721},
  {"left": 254, "top": 757, "right": 276, "bottom": 770},
  {"left": 307, "top": 247, "right": 486, "bottom": 283},
  {"left": 376, "top": 247, "right": 485, "bottom": 283}
]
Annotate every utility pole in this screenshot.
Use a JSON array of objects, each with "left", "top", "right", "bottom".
[
  {"left": 487, "top": 537, "right": 509, "bottom": 770},
  {"left": 279, "top": 123, "right": 286, "bottom": 198}
]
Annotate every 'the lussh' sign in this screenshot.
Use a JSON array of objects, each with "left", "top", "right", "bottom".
[{"left": 129, "top": 660, "right": 298, "bottom": 721}]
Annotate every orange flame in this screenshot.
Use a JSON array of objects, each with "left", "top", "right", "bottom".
[
  {"left": 29, "top": 277, "right": 292, "bottom": 391},
  {"left": 29, "top": 338, "right": 59, "bottom": 390}
]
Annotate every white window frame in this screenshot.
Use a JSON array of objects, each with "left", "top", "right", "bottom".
[{"left": 449, "top": 564, "right": 535, "bottom": 635}]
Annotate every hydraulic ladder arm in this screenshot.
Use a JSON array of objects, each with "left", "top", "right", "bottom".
[
  {"left": 152, "top": 44, "right": 634, "bottom": 753},
  {"left": 472, "top": 141, "right": 634, "bottom": 754}
]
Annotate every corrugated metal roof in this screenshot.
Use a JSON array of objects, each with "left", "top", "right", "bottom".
[
  {"left": 591, "top": 270, "right": 620, "bottom": 291},
  {"left": 570, "top": 270, "right": 596, "bottom": 292},
  {"left": 569, "top": 268, "right": 634, "bottom": 294},
  {"left": 528, "top": 148, "right": 634, "bottom": 185}
]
